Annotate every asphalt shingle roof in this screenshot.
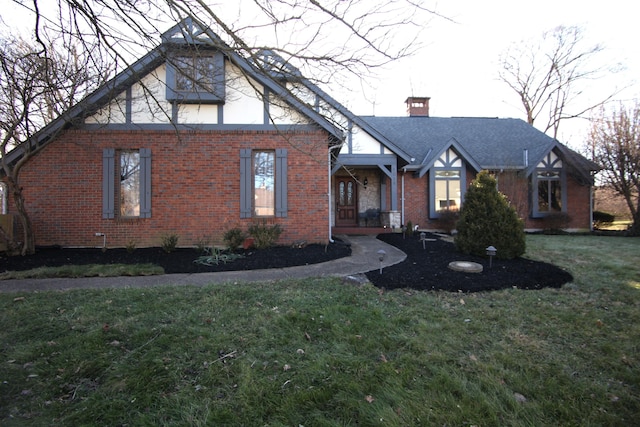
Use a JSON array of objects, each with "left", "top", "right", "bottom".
[{"left": 360, "top": 116, "right": 559, "bottom": 169}]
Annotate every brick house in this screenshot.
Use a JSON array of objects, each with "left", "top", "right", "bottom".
[{"left": 3, "top": 20, "right": 599, "bottom": 249}]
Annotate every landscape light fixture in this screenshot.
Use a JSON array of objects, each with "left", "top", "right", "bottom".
[
  {"left": 486, "top": 245, "right": 497, "bottom": 268},
  {"left": 377, "top": 249, "right": 386, "bottom": 274}
]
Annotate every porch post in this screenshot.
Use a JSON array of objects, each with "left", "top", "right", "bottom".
[{"left": 389, "top": 162, "right": 398, "bottom": 211}]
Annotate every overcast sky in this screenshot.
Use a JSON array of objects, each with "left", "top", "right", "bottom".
[
  {"left": 2, "top": 0, "right": 637, "bottom": 149},
  {"left": 346, "top": 0, "right": 640, "bottom": 149}
]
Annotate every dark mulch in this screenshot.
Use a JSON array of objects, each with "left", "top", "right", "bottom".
[
  {"left": 1, "top": 233, "right": 573, "bottom": 293},
  {"left": 0, "top": 241, "right": 352, "bottom": 274},
  {"left": 365, "top": 233, "right": 574, "bottom": 292}
]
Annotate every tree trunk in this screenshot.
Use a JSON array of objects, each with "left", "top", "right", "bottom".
[
  {"left": 629, "top": 202, "right": 640, "bottom": 236},
  {"left": 8, "top": 177, "right": 35, "bottom": 255}
]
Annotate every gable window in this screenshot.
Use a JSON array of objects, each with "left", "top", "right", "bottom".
[
  {"left": 166, "top": 50, "right": 225, "bottom": 103},
  {"left": 532, "top": 151, "right": 566, "bottom": 217},
  {"left": 430, "top": 148, "right": 466, "bottom": 218},
  {"left": 103, "top": 148, "right": 151, "bottom": 219},
  {"left": 240, "top": 149, "right": 288, "bottom": 218}
]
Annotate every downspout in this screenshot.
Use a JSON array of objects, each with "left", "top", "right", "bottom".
[{"left": 401, "top": 167, "right": 406, "bottom": 227}]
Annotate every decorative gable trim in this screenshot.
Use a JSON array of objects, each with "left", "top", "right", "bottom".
[{"left": 416, "top": 138, "right": 482, "bottom": 178}]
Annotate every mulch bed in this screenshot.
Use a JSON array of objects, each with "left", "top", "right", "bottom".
[
  {"left": 1, "top": 233, "right": 574, "bottom": 293},
  {"left": 365, "top": 233, "right": 574, "bottom": 292},
  {"left": 0, "top": 241, "right": 352, "bottom": 274}
]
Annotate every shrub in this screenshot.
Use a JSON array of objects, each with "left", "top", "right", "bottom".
[
  {"left": 542, "top": 212, "right": 571, "bottom": 234},
  {"left": 194, "top": 247, "right": 244, "bottom": 266},
  {"left": 437, "top": 209, "right": 459, "bottom": 234},
  {"left": 405, "top": 221, "right": 413, "bottom": 237},
  {"left": 223, "top": 227, "right": 247, "bottom": 251},
  {"left": 161, "top": 233, "right": 179, "bottom": 253},
  {"left": 195, "top": 236, "right": 211, "bottom": 253},
  {"left": 593, "top": 210, "right": 615, "bottom": 229},
  {"left": 248, "top": 221, "right": 283, "bottom": 249},
  {"left": 455, "top": 171, "right": 525, "bottom": 259},
  {"left": 126, "top": 239, "right": 137, "bottom": 253}
]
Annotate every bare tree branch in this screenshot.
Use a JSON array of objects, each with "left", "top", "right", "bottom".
[
  {"left": 498, "top": 25, "right": 622, "bottom": 140},
  {"left": 590, "top": 102, "right": 640, "bottom": 235}
]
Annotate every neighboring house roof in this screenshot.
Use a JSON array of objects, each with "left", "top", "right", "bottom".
[{"left": 360, "top": 116, "right": 599, "bottom": 183}]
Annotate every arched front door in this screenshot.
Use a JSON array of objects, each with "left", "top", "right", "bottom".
[{"left": 336, "top": 177, "right": 357, "bottom": 226}]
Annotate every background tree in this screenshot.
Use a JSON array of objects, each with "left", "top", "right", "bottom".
[
  {"left": 0, "top": 35, "right": 108, "bottom": 254},
  {"left": 498, "top": 25, "right": 617, "bottom": 139},
  {"left": 590, "top": 102, "right": 640, "bottom": 235}
]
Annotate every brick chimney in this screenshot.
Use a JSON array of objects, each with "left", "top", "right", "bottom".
[{"left": 405, "top": 96, "right": 430, "bottom": 117}]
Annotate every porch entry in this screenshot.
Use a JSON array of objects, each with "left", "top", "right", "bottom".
[{"left": 335, "top": 177, "right": 357, "bottom": 226}]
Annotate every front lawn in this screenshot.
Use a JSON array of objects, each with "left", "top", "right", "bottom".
[{"left": 1, "top": 235, "right": 638, "bottom": 425}]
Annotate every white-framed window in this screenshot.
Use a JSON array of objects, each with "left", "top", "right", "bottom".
[
  {"left": 430, "top": 148, "right": 466, "bottom": 218},
  {"left": 532, "top": 151, "right": 566, "bottom": 217}
]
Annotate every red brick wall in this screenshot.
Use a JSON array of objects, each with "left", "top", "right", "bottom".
[
  {"left": 402, "top": 173, "right": 428, "bottom": 227},
  {"left": 397, "top": 169, "right": 593, "bottom": 231},
  {"left": 12, "top": 128, "right": 331, "bottom": 248},
  {"left": 525, "top": 174, "right": 593, "bottom": 231}
]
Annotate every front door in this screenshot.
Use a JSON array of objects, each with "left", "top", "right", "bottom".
[{"left": 336, "top": 177, "right": 357, "bottom": 226}]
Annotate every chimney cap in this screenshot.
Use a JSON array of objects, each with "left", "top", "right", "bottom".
[
  {"left": 405, "top": 96, "right": 431, "bottom": 103},
  {"left": 405, "top": 96, "right": 430, "bottom": 117}
]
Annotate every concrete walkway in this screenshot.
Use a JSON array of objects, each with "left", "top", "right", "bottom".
[{"left": 0, "top": 235, "right": 406, "bottom": 293}]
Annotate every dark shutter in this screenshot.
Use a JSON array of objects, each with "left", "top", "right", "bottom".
[
  {"left": 240, "top": 149, "right": 252, "bottom": 218},
  {"left": 139, "top": 148, "right": 152, "bottom": 218},
  {"left": 102, "top": 148, "right": 115, "bottom": 219},
  {"left": 275, "top": 149, "right": 288, "bottom": 217}
]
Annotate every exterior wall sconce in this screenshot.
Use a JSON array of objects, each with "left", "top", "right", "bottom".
[
  {"left": 377, "top": 249, "right": 386, "bottom": 274},
  {"left": 363, "top": 177, "right": 368, "bottom": 189},
  {"left": 486, "top": 245, "right": 497, "bottom": 268}
]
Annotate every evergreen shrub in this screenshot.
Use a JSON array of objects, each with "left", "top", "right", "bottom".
[{"left": 455, "top": 171, "right": 525, "bottom": 259}]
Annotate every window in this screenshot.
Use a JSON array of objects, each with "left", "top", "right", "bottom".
[
  {"left": 253, "top": 151, "right": 275, "bottom": 216},
  {"left": 532, "top": 151, "right": 565, "bottom": 217},
  {"left": 119, "top": 151, "right": 141, "bottom": 217},
  {"left": 435, "top": 170, "right": 461, "bottom": 211},
  {"left": 240, "top": 149, "right": 288, "bottom": 218},
  {"left": 103, "top": 148, "right": 151, "bottom": 219},
  {"left": 166, "top": 51, "right": 225, "bottom": 103},
  {"left": 430, "top": 149, "right": 465, "bottom": 218}
]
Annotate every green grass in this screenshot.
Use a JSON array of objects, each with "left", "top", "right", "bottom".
[
  {"left": 0, "top": 263, "right": 163, "bottom": 280},
  {"left": 1, "top": 235, "right": 639, "bottom": 425}
]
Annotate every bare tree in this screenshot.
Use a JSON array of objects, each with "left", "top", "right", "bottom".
[
  {"left": 590, "top": 102, "right": 640, "bottom": 235},
  {"left": 13, "top": 0, "right": 437, "bottom": 89},
  {"left": 0, "top": 35, "right": 109, "bottom": 254},
  {"left": 498, "top": 25, "right": 618, "bottom": 139}
]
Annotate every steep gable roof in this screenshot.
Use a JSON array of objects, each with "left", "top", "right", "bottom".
[{"left": 4, "top": 19, "right": 352, "bottom": 167}]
